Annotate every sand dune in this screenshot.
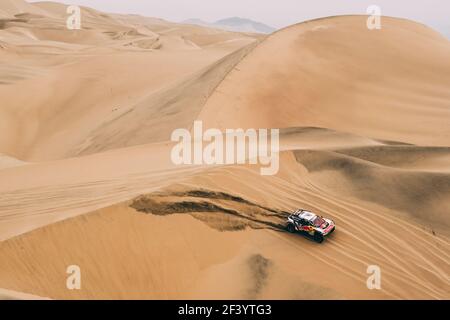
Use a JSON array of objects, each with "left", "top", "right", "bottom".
[
  {"left": 0, "top": 0, "right": 48, "bottom": 19},
  {"left": 71, "top": 43, "right": 257, "bottom": 156},
  {"left": 0, "top": 2, "right": 449, "bottom": 300},
  {"left": 198, "top": 16, "right": 450, "bottom": 147},
  {"left": 0, "top": 1, "right": 259, "bottom": 161},
  {"left": 1, "top": 148, "right": 448, "bottom": 299},
  {"left": 1, "top": 129, "right": 448, "bottom": 299}
]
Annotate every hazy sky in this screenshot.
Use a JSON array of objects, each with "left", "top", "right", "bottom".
[{"left": 29, "top": 0, "right": 450, "bottom": 37}]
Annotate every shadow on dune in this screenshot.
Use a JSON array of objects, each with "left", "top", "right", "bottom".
[
  {"left": 294, "top": 149, "right": 450, "bottom": 229},
  {"left": 0, "top": 18, "right": 28, "bottom": 29},
  {"left": 334, "top": 145, "right": 450, "bottom": 169}
]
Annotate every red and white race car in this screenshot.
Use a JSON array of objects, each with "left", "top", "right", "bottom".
[{"left": 286, "top": 209, "right": 336, "bottom": 243}]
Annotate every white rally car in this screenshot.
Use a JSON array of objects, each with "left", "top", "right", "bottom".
[{"left": 286, "top": 209, "right": 336, "bottom": 243}]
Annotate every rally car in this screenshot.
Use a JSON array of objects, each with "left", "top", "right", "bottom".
[{"left": 286, "top": 209, "right": 336, "bottom": 243}]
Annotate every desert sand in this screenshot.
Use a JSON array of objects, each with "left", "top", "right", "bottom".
[{"left": 0, "top": 1, "right": 449, "bottom": 299}]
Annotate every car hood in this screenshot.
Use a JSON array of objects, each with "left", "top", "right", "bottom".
[{"left": 316, "top": 218, "right": 335, "bottom": 233}]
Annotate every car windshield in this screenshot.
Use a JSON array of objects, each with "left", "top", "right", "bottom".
[{"left": 312, "top": 216, "right": 326, "bottom": 227}]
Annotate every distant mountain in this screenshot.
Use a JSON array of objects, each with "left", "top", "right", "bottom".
[
  {"left": 183, "top": 18, "right": 209, "bottom": 27},
  {"left": 183, "top": 17, "right": 276, "bottom": 34},
  {"left": 214, "top": 17, "right": 276, "bottom": 34}
]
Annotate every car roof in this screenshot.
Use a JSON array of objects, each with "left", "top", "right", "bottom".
[{"left": 294, "top": 210, "right": 317, "bottom": 221}]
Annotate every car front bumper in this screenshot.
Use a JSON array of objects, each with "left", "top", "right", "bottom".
[{"left": 323, "top": 225, "right": 335, "bottom": 236}]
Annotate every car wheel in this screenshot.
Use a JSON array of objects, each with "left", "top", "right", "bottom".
[
  {"left": 314, "top": 232, "right": 324, "bottom": 243},
  {"left": 287, "top": 223, "right": 296, "bottom": 233}
]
